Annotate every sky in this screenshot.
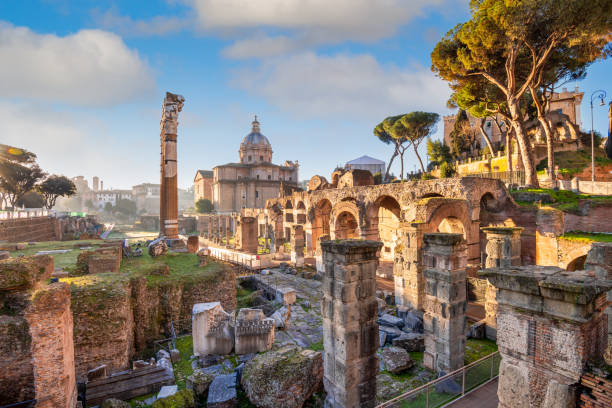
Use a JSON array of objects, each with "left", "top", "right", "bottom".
[{"left": 1, "top": 0, "right": 610, "bottom": 190}]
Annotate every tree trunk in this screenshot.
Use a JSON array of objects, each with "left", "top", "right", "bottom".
[
  {"left": 413, "top": 144, "right": 426, "bottom": 173},
  {"left": 529, "top": 85, "right": 555, "bottom": 182},
  {"left": 399, "top": 150, "right": 405, "bottom": 181},
  {"left": 478, "top": 119, "right": 496, "bottom": 156},
  {"left": 506, "top": 128, "right": 513, "bottom": 173},
  {"left": 508, "top": 99, "right": 539, "bottom": 187},
  {"left": 384, "top": 146, "right": 399, "bottom": 182}
]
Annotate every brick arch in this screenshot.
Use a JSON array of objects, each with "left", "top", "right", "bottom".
[
  {"left": 330, "top": 200, "right": 362, "bottom": 239},
  {"left": 559, "top": 243, "right": 593, "bottom": 270},
  {"left": 424, "top": 201, "right": 472, "bottom": 241},
  {"left": 365, "top": 195, "right": 402, "bottom": 259},
  {"left": 311, "top": 198, "right": 333, "bottom": 249}
]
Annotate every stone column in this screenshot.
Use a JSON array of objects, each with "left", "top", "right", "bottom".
[
  {"left": 207, "top": 216, "right": 212, "bottom": 241},
  {"left": 321, "top": 240, "right": 381, "bottom": 408},
  {"left": 481, "top": 226, "right": 523, "bottom": 341},
  {"left": 481, "top": 266, "right": 612, "bottom": 408},
  {"left": 225, "top": 216, "right": 231, "bottom": 246},
  {"left": 535, "top": 208, "right": 564, "bottom": 266},
  {"left": 585, "top": 242, "right": 612, "bottom": 363},
  {"left": 394, "top": 222, "right": 425, "bottom": 309},
  {"left": 159, "top": 92, "right": 185, "bottom": 239},
  {"left": 304, "top": 223, "right": 313, "bottom": 256},
  {"left": 315, "top": 234, "right": 330, "bottom": 277},
  {"left": 290, "top": 224, "right": 305, "bottom": 267},
  {"left": 238, "top": 216, "right": 258, "bottom": 254},
  {"left": 422, "top": 233, "right": 467, "bottom": 373}
]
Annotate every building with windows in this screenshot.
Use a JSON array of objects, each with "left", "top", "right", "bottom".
[
  {"left": 194, "top": 170, "right": 213, "bottom": 203},
  {"left": 208, "top": 116, "right": 299, "bottom": 213}
]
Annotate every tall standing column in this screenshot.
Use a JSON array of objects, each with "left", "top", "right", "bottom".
[
  {"left": 321, "top": 240, "right": 381, "bottom": 408},
  {"left": 481, "top": 266, "right": 612, "bottom": 408},
  {"left": 422, "top": 233, "right": 467, "bottom": 373},
  {"left": 481, "top": 226, "right": 522, "bottom": 340},
  {"left": 159, "top": 92, "right": 184, "bottom": 239},
  {"left": 225, "top": 216, "right": 231, "bottom": 246},
  {"left": 207, "top": 216, "right": 212, "bottom": 241}
]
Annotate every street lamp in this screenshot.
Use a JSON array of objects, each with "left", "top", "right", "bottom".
[{"left": 590, "top": 90, "right": 607, "bottom": 182}]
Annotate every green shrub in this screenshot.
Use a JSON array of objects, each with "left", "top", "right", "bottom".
[{"left": 440, "top": 161, "right": 455, "bottom": 178}]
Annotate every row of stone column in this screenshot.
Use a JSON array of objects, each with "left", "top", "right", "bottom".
[
  {"left": 320, "top": 233, "right": 612, "bottom": 407},
  {"left": 205, "top": 215, "right": 234, "bottom": 246}
]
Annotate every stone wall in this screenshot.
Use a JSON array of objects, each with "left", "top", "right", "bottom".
[
  {"left": 0, "top": 255, "right": 77, "bottom": 408},
  {"left": 0, "top": 216, "right": 57, "bottom": 242},
  {"left": 68, "top": 262, "right": 237, "bottom": 380},
  {"left": 564, "top": 201, "right": 612, "bottom": 234}
]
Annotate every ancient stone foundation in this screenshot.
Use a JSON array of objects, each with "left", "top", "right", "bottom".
[
  {"left": 315, "top": 234, "right": 329, "bottom": 276},
  {"left": 321, "top": 240, "right": 381, "bottom": 408},
  {"left": 481, "top": 226, "right": 522, "bottom": 341},
  {"left": 234, "top": 308, "right": 274, "bottom": 354},
  {"left": 290, "top": 224, "right": 305, "bottom": 267},
  {"left": 584, "top": 242, "right": 612, "bottom": 363},
  {"left": 422, "top": 233, "right": 467, "bottom": 373},
  {"left": 481, "top": 266, "right": 611, "bottom": 408},
  {"left": 0, "top": 255, "right": 77, "bottom": 408}
]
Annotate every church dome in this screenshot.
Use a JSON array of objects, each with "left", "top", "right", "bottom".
[{"left": 241, "top": 116, "right": 271, "bottom": 147}]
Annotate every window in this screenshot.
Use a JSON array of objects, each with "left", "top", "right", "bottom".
[
  {"left": 289, "top": 177, "right": 292, "bottom": 181},
  {"left": 260, "top": 155, "right": 263, "bottom": 161},
  {"left": 248, "top": 155, "right": 252, "bottom": 161},
  {"left": 267, "top": 175, "right": 271, "bottom": 180},
  {"left": 256, "top": 175, "right": 259, "bottom": 179},
  {"left": 255, "top": 191, "right": 259, "bottom": 198}
]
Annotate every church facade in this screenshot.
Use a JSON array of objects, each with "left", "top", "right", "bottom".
[{"left": 210, "top": 117, "right": 299, "bottom": 213}]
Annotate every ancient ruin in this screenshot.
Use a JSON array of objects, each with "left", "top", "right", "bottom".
[
  {"left": 321, "top": 240, "right": 381, "bottom": 408},
  {"left": 159, "top": 92, "right": 185, "bottom": 241}
]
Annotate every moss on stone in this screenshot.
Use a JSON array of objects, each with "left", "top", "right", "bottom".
[{"left": 150, "top": 389, "right": 195, "bottom": 408}]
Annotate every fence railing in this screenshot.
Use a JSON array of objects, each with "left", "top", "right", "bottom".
[
  {"left": 0, "top": 208, "right": 53, "bottom": 220},
  {"left": 376, "top": 351, "right": 501, "bottom": 408},
  {"left": 466, "top": 171, "right": 525, "bottom": 186}
]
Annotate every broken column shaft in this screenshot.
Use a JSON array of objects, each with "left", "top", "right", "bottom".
[
  {"left": 321, "top": 240, "right": 381, "bottom": 408},
  {"left": 422, "top": 233, "right": 467, "bottom": 373},
  {"left": 159, "top": 92, "right": 184, "bottom": 239},
  {"left": 481, "top": 226, "right": 523, "bottom": 340},
  {"left": 290, "top": 224, "right": 305, "bottom": 267}
]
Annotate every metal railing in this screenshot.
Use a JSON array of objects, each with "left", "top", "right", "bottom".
[
  {"left": 0, "top": 208, "right": 53, "bottom": 220},
  {"left": 467, "top": 171, "right": 525, "bottom": 186},
  {"left": 376, "top": 351, "right": 501, "bottom": 408}
]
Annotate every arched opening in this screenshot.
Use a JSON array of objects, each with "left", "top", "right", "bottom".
[
  {"left": 312, "top": 199, "right": 332, "bottom": 249},
  {"left": 335, "top": 211, "right": 358, "bottom": 239},
  {"left": 566, "top": 255, "right": 587, "bottom": 271},
  {"left": 437, "top": 216, "right": 466, "bottom": 237},
  {"left": 297, "top": 201, "right": 306, "bottom": 210},
  {"left": 480, "top": 192, "right": 498, "bottom": 213},
  {"left": 372, "top": 196, "right": 401, "bottom": 261},
  {"left": 285, "top": 200, "right": 293, "bottom": 209}
]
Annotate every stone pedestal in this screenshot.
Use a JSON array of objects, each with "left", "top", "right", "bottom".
[
  {"left": 192, "top": 302, "right": 234, "bottom": 356},
  {"left": 237, "top": 217, "right": 258, "bottom": 254},
  {"left": 187, "top": 235, "right": 199, "bottom": 253},
  {"left": 422, "top": 233, "right": 467, "bottom": 373},
  {"left": 480, "top": 266, "right": 612, "bottom": 408},
  {"left": 159, "top": 92, "right": 184, "bottom": 239},
  {"left": 290, "top": 225, "right": 305, "bottom": 267},
  {"left": 234, "top": 308, "right": 274, "bottom": 355},
  {"left": 535, "top": 208, "right": 564, "bottom": 266},
  {"left": 394, "top": 222, "right": 425, "bottom": 309},
  {"left": 481, "top": 226, "right": 523, "bottom": 341},
  {"left": 321, "top": 240, "right": 381, "bottom": 408}
]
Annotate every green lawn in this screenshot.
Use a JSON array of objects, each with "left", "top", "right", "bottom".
[
  {"left": 560, "top": 231, "right": 612, "bottom": 243},
  {"left": 9, "top": 239, "right": 102, "bottom": 270},
  {"left": 511, "top": 188, "right": 612, "bottom": 213}
]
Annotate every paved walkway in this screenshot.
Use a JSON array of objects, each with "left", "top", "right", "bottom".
[{"left": 445, "top": 378, "right": 499, "bottom": 408}]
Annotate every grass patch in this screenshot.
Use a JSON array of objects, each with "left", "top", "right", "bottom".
[
  {"left": 465, "top": 338, "right": 498, "bottom": 364},
  {"left": 510, "top": 188, "right": 612, "bottom": 214},
  {"left": 9, "top": 239, "right": 102, "bottom": 270},
  {"left": 560, "top": 231, "right": 612, "bottom": 243},
  {"left": 308, "top": 340, "right": 324, "bottom": 351},
  {"left": 173, "top": 335, "right": 194, "bottom": 390},
  {"left": 236, "top": 285, "right": 255, "bottom": 310}
]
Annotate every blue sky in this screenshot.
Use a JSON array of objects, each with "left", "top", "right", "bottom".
[{"left": 1, "top": 0, "right": 610, "bottom": 189}]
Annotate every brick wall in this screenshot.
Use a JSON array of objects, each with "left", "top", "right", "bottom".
[
  {"left": 580, "top": 373, "right": 612, "bottom": 407},
  {"left": 0, "top": 216, "right": 58, "bottom": 242},
  {"left": 564, "top": 202, "right": 612, "bottom": 234}
]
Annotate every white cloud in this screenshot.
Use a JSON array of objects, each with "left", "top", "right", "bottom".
[
  {"left": 194, "top": 0, "right": 448, "bottom": 58},
  {"left": 230, "top": 52, "right": 451, "bottom": 120},
  {"left": 0, "top": 22, "right": 155, "bottom": 106},
  {"left": 91, "top": 9, "right": 188, "bottom": 37}
]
